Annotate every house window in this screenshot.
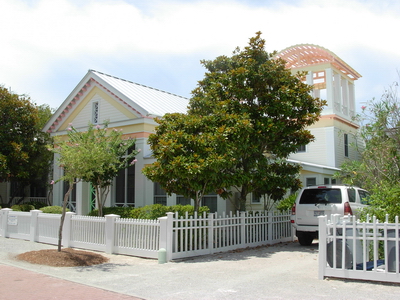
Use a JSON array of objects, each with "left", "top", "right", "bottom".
[
  {"left": 252, "top": 193, "right": 261, "bottom": 204},
  {"left": 297, "top": 145, "right": 306, "bottom": 153},
  {"left": 154, "top": 182, "right": 167, "bottom": 206},
  {"left": 306, "top": 177, "right": 316, "bottom": 186},
  {"left": 92, "top": 101, "right": 99, "bottom": 124},
  {"left": 344, "top": 133, "right": 349, "bottom": 157},
  {"left": 202, "top": 192, "right": 218, "bottom": 213},
  {"left": 324, "top": 178, "right": 330, "bottom": 185},
  {"left": 177, "top": 195, "right": 191, "bottom": 206},
  {"left": 115, "top": 146, "right": 135, "bottom": 207}
]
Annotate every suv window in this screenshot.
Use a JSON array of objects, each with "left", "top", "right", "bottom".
[
  {"left": 299, "top": 188, "right": 342, "bottom": 204},
  {"left": 358, "top": 190, "right": 370, "bottom": 205},
  {"left": 347, "top": 189, "right": 356, "bottom": 203}
]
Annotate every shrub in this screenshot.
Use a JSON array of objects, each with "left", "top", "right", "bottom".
[
  {"left": 88, "top": 204, "right": 210, "bottom": 219},
  {"left": 87, "top": 206, "right": 132, "bottom": 218},
  {"left": 11, "top": 204, "right": 35, "bottom": 211},
  {"left": 360, "top": 185, "right": 400, "bottom": 222},
  {"left": 25, "top": 201, "right": 48, "bottom": 209},
  {"left": 40, "top": 206, "right": 70, "bottom": 214},
  {"left": 276, "top": 193, "right": 298, "bottom": 212}
]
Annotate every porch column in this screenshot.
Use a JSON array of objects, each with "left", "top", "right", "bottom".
[
  {"left": 334, "top": 72, "right": 342, "bottom": 115},
  {"left": 134, "top": 137, "right": 146, "bottom": 208},
  {"left": 325, "top": 68, "right": 334, "bottom": 115}
]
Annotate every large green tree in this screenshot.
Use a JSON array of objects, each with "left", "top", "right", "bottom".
[
  {"left": 189, "top": 32, "right": 325, "bottom": 210},
  {"left": 143, "top": 112, "right": 252, "bottom": 211},
  {"left": 145, "top": 32, "right": 325, "bottom": 211},
  {"left": 335, "top": 81, "right": 400, "bottom": 221},
  {"left": 0, "top": 86, "right": 53, "bottom": 204}
]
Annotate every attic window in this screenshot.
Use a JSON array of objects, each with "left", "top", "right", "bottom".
[{"left": 92, "top": 101, "right": 99, "bottom": 124}]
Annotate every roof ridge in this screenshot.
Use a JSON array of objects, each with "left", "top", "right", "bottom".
[{"left": 89, "top": 69, "right": 189, "bottom": 100}]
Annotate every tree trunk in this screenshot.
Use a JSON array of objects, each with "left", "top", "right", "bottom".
[
  {"left": 94, "top": 184, "right": 110, "bottom": 217},
  {"left": 238, "top": 186, "right": 248, "bottom": 211},
  {"left": 58, "top": 182, "right": 73, "bottom": 252}
]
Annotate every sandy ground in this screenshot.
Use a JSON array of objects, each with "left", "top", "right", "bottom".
[{"left": 1, "top": 238, "right": 400, "bottom": 299}]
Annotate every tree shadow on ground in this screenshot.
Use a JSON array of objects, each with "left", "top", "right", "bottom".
[
  {"left": 172, "top": 241, "right": 319, "bottom": 264},
  {"left": 75, "top": 262, "right": 131, "bottom": 272}
]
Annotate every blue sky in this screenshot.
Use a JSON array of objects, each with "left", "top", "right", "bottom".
[{"left": 1, "top": 0, "right": 400, "bottom": 112}]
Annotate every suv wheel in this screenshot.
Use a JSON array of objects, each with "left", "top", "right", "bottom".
[{"left": 298, "top": 233, "right": 314, "bottom": 246}]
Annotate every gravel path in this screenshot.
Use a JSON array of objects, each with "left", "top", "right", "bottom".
[{"left": 1, "top": 237, "right": 400, "bottom": 299}]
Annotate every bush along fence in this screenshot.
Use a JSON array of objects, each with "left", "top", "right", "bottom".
[
  {"left": 0, "top": 209, "right": 293, "bottom": 261},
  {"left": 318, "top": 214, "right": 400, "bottom": 284}
]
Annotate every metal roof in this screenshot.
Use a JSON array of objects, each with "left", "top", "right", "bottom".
[{"left": 91, "top": 70, "right": 189, "bottom": 117}]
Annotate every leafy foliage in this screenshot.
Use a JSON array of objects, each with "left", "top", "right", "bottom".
[
  {"left": 40, "top": 206, "right": 70, "bottom": 214},
  {"left": 11, "top": 204, "right": 35, "bottom": 211},
  {"left": 276, "top": 193, "right": 298, "bottom": 212},
  {"left": 143, "top": 112, "right": 252, "bottom": 211},
  {"left": 0, "top": 86, "right": 53, "bottom": 203},
  {"left": 145, "top": 32, "right": 325, "bottom": 211},
  {"left": 335, "top": 80, "right": 400, "bottom": 221},
  {"left": 88, "top": 204, "right": 210, "bottom": 219}
]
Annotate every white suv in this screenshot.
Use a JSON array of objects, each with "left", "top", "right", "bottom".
[{"left": 291, "top": 185, "right": 370, "bottom": 246}]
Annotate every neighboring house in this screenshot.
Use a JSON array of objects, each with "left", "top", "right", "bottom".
[{"left": 43, "top": 44, "right": 362, "bottom": 214}]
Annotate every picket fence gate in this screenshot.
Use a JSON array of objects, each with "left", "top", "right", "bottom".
[
  {"left": 0, "top": 208, "right": 293, "bottom": 261},
  {"left": 319, "top": 214, "right": 400, "bottom": 284}
]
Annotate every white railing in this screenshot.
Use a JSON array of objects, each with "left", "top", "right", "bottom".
[
  {"left": 319, "top": 214, "right": 400, "bottom": 284},
  {"left": 0, "top": 208, "right": 293, "bottom": 261}
]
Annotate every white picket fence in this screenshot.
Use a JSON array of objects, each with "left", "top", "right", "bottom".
[
  {"left": 0, "top": 209, "right": 293, "bottom": 261},
  {"left": 165, "top": 211, "right": 293, "bottom": 260},
  {"left": 319, "top": 214, "right": 400, "bottom": 284}
]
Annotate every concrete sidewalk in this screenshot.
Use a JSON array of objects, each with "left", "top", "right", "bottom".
[{"left": 1, "top": 237, "right": 400, "bottom": 300}]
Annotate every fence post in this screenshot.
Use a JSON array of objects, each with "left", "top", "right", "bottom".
[
  {"left": 0, "top": 208, "right": 12, "bottom": 238},
  {"left": 240, "top": 211, "right": 246, "bottom": 246},
  {"left": 267, "top": 211, "right": 273, "bottom": 242},
  {"left": 30, "top": 210, "right": 42, "bottom": 242},
  {"left": 62, "top": 212, "right": 76, "bottom": 248},
  {"left": 105, "top": 214, "right": 120, "bottom": 254},
  {"left": 318, "top": 215, "right": 328, "bottom": 280},
  {"left": 159, "top": 213, "right": 174, "bottom": 262},
  {"left": 208, "top": 213, "right": 214, "bottom": 254}
]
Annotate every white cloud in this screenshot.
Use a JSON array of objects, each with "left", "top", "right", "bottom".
[{"left": 0, "top": 0, "right": 399, "bottom": 108}]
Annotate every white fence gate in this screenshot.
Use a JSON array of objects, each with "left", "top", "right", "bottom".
[{"left": 319, "top": 214, "right": 400, "bottom": 284}]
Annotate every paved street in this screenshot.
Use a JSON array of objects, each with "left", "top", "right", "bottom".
[{"left": 1, "top": 238, "right": 399, "bottom": 299}]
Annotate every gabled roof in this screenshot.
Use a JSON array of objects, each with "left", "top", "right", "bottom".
[
  {"left": 91, "top": 70, "right": 189, "bottom": 116},
  {"left": 44, "top": 70, "right": 189, "bottom": 133},
  {"left": 275, "top": 44, "right": 361, "bottom": 80}
]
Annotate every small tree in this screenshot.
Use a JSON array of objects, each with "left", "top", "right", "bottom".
[
  {"left": 52, "top": 122, "right": 138, "bottom": 251},
  {"left": 54, "top": 122, "right": 138, "bottom": 217},
  {"left": 335, "top": 79, "right": 400, "bottom": 221}
]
